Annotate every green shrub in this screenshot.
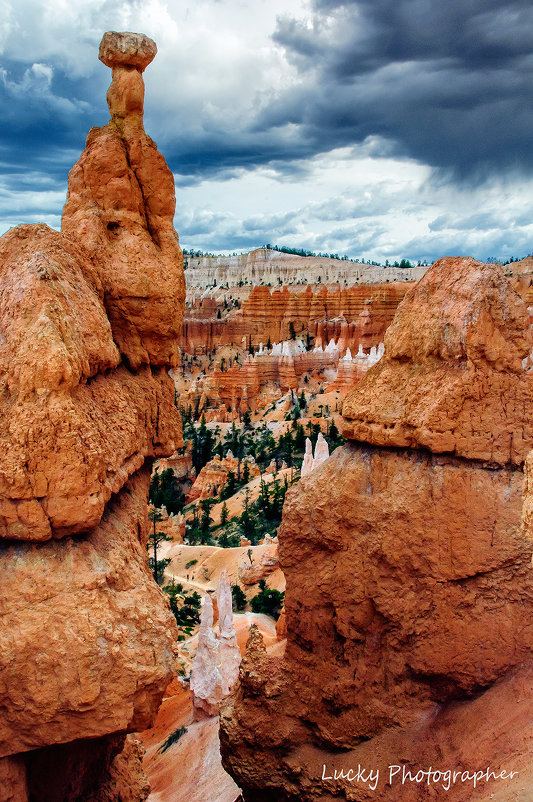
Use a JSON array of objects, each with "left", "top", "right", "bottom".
[
  {"left": 250, "top": 580, "right": 285, "bottom": 620},
  {"left": 231, "top": 584, "right": 247, "bottom": 612},
  {"left": 159, "top": 726, "right": 188, "bottom": 753}
]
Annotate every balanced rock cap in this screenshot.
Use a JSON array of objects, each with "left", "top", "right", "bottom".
[{"left": 99, "top": 31, "right": 157, "bottom": 71}]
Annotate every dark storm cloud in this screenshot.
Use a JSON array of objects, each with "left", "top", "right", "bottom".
[
  {"left": 1, "top": 0, "right": 532, "bottom": 261},
  {"left": 158, "top": 127, "right": 315, "bottom": 183},
  {"left": 4, "top": 0, "right": 530, "bottom": 193},
  {"left": 0, "top": 57, "right": 107, "bottom": 184},
  {"left": 152, "top": 0, "right": 533, "bottom": 184},
  {"left": 262, "top": 0, "right": 533, "bottom": 177}
]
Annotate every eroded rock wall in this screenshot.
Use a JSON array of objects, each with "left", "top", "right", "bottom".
[
  {"left": 184, "top": 248, "right": 428, "bottom": 288},
  {"left": 179, "top": 282, "right": 410, "bottom": 354},
  {"left": 220, "top": 257, "right": 533, "bottom": 801}
]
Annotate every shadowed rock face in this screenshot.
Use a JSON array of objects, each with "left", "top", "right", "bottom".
[
  {"left": 220, "top": 257, "right": 533, "bottom": 802},
  {"left": 0, "top": 31, "right": 183, "bottom": 800}
]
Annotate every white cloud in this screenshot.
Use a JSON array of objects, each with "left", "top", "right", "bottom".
[
  {"left": 175, "top": 146, "right": 533, "bottom": 262},
  {"left": 0, "top": 61, "right": 90, "bottom": 113},
  {"left": 0, "top": 178, "right": 65, "bottom": 233}
]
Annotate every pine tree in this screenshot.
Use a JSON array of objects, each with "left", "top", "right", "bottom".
[
  {"left": 191, "top": 414, "right": 214, "bottom": 473},
  {"left": 220, "top": 501, "right": 229, "bottom": 526},
  {"left": 198, "top": 498, "right": 215, "bottom": 544},
  {"left": 147, "top": 509, "right": 170, "bottom": 584},
  {"left": 294, "top": 422, "right": 306, "bottom": 451},
  {"left": 149, "top": 468, "right": 184, "bottom": 515},
  {"left": 221, "top": 470, "right": 237, "bottom": 500},
  {"left": 250, "top": 581, "right": 284, "bottom": 619}
]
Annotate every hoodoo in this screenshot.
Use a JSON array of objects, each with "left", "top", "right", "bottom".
[
  {"left": 190, "top": 571, "right": 242, "bottom": 718},
  {"left": 0, "top": 32, "right": 185, "bottom": 800},
  {"left": 220, "top": 257, "right": 533, "bottom": 801}
]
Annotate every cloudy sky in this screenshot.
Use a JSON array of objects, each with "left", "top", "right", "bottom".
[{"left": 1, "top": 0, "right": 532, "bottom": 263}]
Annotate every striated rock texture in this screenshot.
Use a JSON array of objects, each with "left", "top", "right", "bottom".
[
  {"left": 183, "top": 248, "right": 428, "bottom": 289},
  {"left": 342, "top": 257, "right": 532, "bottom": 465},
  {"left": 220, "top": 257, "right": 533, "bottom": 801},
  {"left": 180, "top": 281, "right": 410, "bottom": 355},
  {"left": 0, "top": 31, "right": 183, "bottom": 800}
]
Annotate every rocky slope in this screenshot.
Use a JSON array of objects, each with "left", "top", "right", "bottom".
[
  {"left": 220, "top": 257, "right": 533, "bottom": 801},
  {"left": 0, "top": 31, "right": 184, "bottom": 800},
  {"left": 140, "top": 613, "right": 283, "bottom": 802}
]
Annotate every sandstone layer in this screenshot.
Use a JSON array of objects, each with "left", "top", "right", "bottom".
[
  {"left": 178, "top": 280, "right": 402, "bottom": 416},
  {"left": 220, "top": 257, "right": 533, "bottom": 801},
  {"left": 0, "top": 31, "right": 183, "bottom": 800},
  {"left": 342, "top": 257, "right": 532, "bottom": 466},
  {"left": 63, "top": 32, "right": 184, "bottom": 371},
  {"left": 184, "top": 248, "right": 428, "bottom": 289},
  {"left": 179, "top": 282, "right": 409, "bottom": 354}
]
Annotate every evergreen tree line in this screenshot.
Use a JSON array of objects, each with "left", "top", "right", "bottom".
[{"left": 180, "top": 407, "right": 343, "bottom": 478}]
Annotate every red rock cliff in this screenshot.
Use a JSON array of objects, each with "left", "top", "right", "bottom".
[
  {"left": 220, "top": 257, "right": 533, "bottom": 801},
  {"left": 0, "top": 31, "right": 184, "bottom": 801},
  {"left": 179, "top": 282, "right": 410, "bottom": 354}
]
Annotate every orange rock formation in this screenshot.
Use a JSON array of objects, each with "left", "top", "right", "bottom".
[
  {"left": 140, "top": 613, "right": 285, "bottom": 802},
  {"left": 179, "top": 282, "right": 409, "bottom": 354},
  {"left": 0, "top": 31, "right": 184, "bottom": 800},
  {"left": 63, "top": 32, "right": 184, "bottom": 371},
  {"left": 187, "top": 454, "right": 260, "bottom": 503},
  {"left": 342, "top": 257, "right": 532, "bottom": 465},
  {"left": 177, "top": 282, "right": 405, "bottom": 414},
  {"left": 220, "top": 257, "right": 533, "bottom": 801}
]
